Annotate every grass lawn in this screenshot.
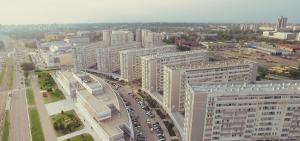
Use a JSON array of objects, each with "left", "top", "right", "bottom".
[
  {"left": 36, "top": 71, "right": 65, "bottom": 103},
  {"left": 64, "top": 133, "right": 94, "bottom": 141},
  {"left": 43, "top": 88, "right": 65, "bottom": 104},
  {"left": 0, "top": 62, "right": 6, "bottom": 85},
  {"left": 26, "top": 88, "right": 35, "bottom": 105},
  {"left": 29, "top": 107, "right": 45, "bottom": 141},
  {"left": 2, "top": 111, "right": 10, "bottom": 141},
  {"left": 51, "top": 110, "right": 84, "bottom": 137},
  {"left": 8, "top": 64, "right": 14, "bottom": 90}
]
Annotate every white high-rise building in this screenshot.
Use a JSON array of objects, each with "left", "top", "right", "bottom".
[
  {"left": 97, "top": 42, "right": 141, "bottom": 73},
  {"left": 184, "top": 81, "right": 300, "bottom": 141},
  {"left": 119, "top": 45, "right": 177, "bottom": 82},
  {"left": 73, "top": 42, "right": 105, "bottom": 72},
  {"left": 140, "top": 29, "right": 164, "bottom": 48},
  {"left": 163, "top": 60, "right": 257, "bottom": 113},
  {"left": 141, "top": 50, "right": 209, "bottom": 96},
  {"left": 103, "top": 30, "right": 134, "bottom": 46}
]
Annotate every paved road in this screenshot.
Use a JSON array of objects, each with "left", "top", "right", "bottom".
[
  {"left": 118, "top": 85, "right": 159, "bottom": 141},
  {"left": 8, "top": 47, "right": 31, "bottom": 141},
  {"left": 31, "top": 75, "right": 57, "bottom": 141}
]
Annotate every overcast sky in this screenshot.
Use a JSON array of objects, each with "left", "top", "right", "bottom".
[{"left": 0, "top": 0, "right": 299, "bottom": 24}]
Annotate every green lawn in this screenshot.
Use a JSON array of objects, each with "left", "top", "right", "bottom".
[
  {"left": 0, "top": 62, "right": 7, "bottom": 85},
  {"left": 26, "top": 88, "right": 35, "bottom": 105},
  {"left": 51, "top": 110, "right": 84, "bottom": 137},
  {"left": 163, "top": 121, "right": 176, "bottom": 136},
  {"left": 36, "top": 71, "right": 65, "bottom": 103},
  {"left": 2, "top": 111, "right": 10, "bottom": 141},
  {"left": 43, "top": 88, "right": 65, "bottom": 104},
  {"left": 26, "top": 85, "right": 45, "bottom": 141},
  {"left": 29, "top": 107, "right": 45, "bottom": 141},
  {"left": 64, "top": 133, "right": 94, "bottom": 141},
  {"left": 8, "top": 64, "right": 14, "bottom": 90}
]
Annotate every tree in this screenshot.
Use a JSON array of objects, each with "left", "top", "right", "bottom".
[{"left": 21, "top": 63, "right": 35, "bottom": 71}]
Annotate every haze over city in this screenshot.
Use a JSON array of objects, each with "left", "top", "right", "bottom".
[{"left": 0, "top": 0, "right": 300, "bottom": 24}]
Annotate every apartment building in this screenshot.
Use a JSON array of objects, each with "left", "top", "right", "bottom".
[
  {"left": 163, "top": 60, "right": 257, "bottom": 113},
  {"left": 140, "top": 29, "right": 164, "bottom": 48},
  {"left": 119, "top": 45, "right": 177, "bottom": 82},
  {"left": 141, "top": 50, "right": 209, "bottom": 95},
  {"left": 103, "top": 30, "right": 134, "bottom": 46},
  {"left": 184, "top": 81, "right": 300, "bottom": 141},
  {"left": 73, "top": 42, "right": 105, "bottom": 71},
  {"left": 97, "top": 42, "right": 141, "bottom": 73}
]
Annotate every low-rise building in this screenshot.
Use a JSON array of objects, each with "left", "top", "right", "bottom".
[
  {"left": 119, "top": 45, "right": 177, "bottom": 82},
  {"left": 163, "top": 60, "right": 257, "bottom": 113},
  {"left": 55, "top": 71, "right": 134, "bottom": 141},
  {"left": 201, "top": 42, "right": 237, "bottom": 50},
  {"left": 64, "top": 37, "right": 90, "bottom": 45},
  {"left": 184, "top": 81, "right": 300, "bottom": 141},
  {"left": 277, "top": 44, "right": 300, "bottom": 53}
]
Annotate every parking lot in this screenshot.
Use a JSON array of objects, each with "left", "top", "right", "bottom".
[{"left": 106, "top": 80, "right": 169, "bottom": 141}]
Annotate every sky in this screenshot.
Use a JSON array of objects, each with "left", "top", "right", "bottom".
[{"left": 0, "top": 0, "right": 299, "bottom": 24}]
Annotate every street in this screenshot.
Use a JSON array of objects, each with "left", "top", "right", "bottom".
[{"left": 8, "top": 47, "right": 31, "bottom": 141}]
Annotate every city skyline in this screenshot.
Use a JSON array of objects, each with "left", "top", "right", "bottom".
[{"left": 0, "top": 0, "right": 300, "bottom": 25}]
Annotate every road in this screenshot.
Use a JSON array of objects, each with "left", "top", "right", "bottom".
[{"left": 6, "top": 42, "right": 31, "bottom": 141}]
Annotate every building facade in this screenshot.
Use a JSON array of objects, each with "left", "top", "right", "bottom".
[
  {"left": 163, "top": 60, "right": 257, "bottom": 113},
  {"left": 103, "top": 30, "right": 134, "bottom": 46},
  {"left": 141, "top": 29, "right": 164, "bottom": 48},
  {"left": 184, "top": 81, "right": 300, "bottom": 141},
  {"left": 119, "top": 45, "right": 177, "bottom": 82},
  {"left": 73, "top": 42, "right": 105, "bottom": 71},
  {"left": 141, "top": 50, "right": 209, "bottom": 95},
  {"left": 97, "top": 42, "right": 141, "bottom": 73}
]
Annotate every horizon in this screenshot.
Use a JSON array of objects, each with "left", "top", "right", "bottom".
[{"left": 0, "top": 0, "right": 299, "bottom": 25}]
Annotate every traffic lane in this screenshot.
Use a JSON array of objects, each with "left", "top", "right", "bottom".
[{"left": 118, "top": 86, "right": 158, "bottom": 141}]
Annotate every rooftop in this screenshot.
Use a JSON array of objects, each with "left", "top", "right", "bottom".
[
  {"left": 119, "top": 45, "right": 176, "bottom": 54},
  {"left": 165, "top": 59, "right": 256, "bottom": 71},
  {"left": 189, "top": 80, "right": 300, "bottom": 95},
  {"left": 141, "top": 50, "right": 208, "bottom": 60}
]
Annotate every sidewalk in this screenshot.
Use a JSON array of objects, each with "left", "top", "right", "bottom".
[{"left": 31, "top": 75, "right": 57, "bottom": 141}]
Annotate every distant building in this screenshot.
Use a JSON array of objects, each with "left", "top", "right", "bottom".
[
  {"left": 297, "top": 33, "right": 300, "bottom": 41},
  {"left": 103, "top": 30, "right": 134, "bottom": 46},
  {"left": 240, "top": 24, "right": 259, "bottom": 32},
  {"left": 184, "top": 80, "right": 300, "bottom": 141},
  {"left": 96, "top": 42, "right": 141, "bottom": 73},
  {"left": 201, "top": 42, "right": 237, "bottom": 49},
  {"left": 140, "top": 29, "right": 164, "bottom": 48},
  {"left": 73, "top": 42, "right": 105, "bottom": 71},
  {"left": 276, "top": 16, "right": 288, "bottom": 31},
  {"left": 119, "top": 45, "right": 177, "bottom": 82},
  {"left": 277, "top": 44, "right": 300, "bottom": 53},
  {"left": 263, "top": 32, "right": 295, "bottom": 40},
  {"left": 64, "top": 37, "right": 90, "bottom": 45}
]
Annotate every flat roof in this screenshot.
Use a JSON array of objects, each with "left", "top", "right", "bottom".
[
  {"left": 119, "top": 45, "right": 176, "bottom": 54},
  {"left": 189, "top": 80, "right": 300, "bottom": 95},
  {"left": 141, "top": 50, "right": 208, "bottom": 60},
  {"left": 165, "top": 59, "right": 256, "bottom": 70}
]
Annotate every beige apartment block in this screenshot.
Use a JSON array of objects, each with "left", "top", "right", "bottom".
[
  {"left": 73, "top": 41, "right": 106, "bottom": 71},
  {"left": 119, "top": 45, "right": 177, "bottom": 82},
  {"left": 184, "top": 81, "right": 300, "bottom": 141},
  {"left": 141, "top": 50, "right": 209, "bottom": 95},
  {"left": 163, "top": 59, "right": 257, "bottom": 113},
  {"left": 97, "top": 42, "right": 141, "bottom": 73}
]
